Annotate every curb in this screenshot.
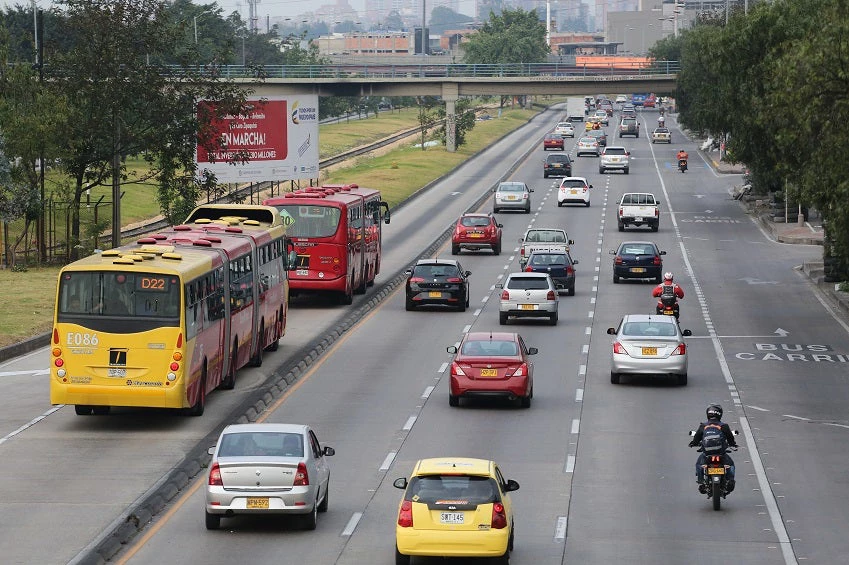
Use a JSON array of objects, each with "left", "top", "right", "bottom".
[
  {"left": 70, "top": 104, "right": 554, "bottom": 564},
  {"left": 755, "top": 213, "right": 823, "bottom": 246}
]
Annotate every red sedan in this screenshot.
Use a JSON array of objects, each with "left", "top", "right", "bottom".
[
  {"left": 452, "top": 213, "right": 503, "bottom": 255},
  {"left": 543, "top": 133, "right": 565, "bottom": 151},
  {"left": 447, "top": 332, "right": 538, "bottom": 408}
]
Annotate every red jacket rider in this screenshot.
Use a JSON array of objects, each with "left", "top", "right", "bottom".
[
  {"left": 653, "top": 272, "right": 684, "bottom": 313},
  {"left": 677, "top": 150, "right": 689, "bottom": 162}
]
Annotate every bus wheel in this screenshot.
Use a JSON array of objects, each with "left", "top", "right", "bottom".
[
  {"left": 74, "top": 405, "right": 94, "bottom": 416},
  {"left": 354, "top": 268, "right": 367, "bottom": 295},
  {"left": 250, "top": 324, "right": 264, "bottom": 367},
  {"left": 92, "top": 406, "right": 111, "bottom": 416},
  {"left": 265, "top": 316, "right": 280, "bottom": 352},
  {"left": 187, "top": 371, "right": 206, "bottom": 417},
  {"left": 219, "top": 342, "right": 238, "bottom": 390},
  {"left": 339, "top": 283, "right": 353, "bottom": 305}
]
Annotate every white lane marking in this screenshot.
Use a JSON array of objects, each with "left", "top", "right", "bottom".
[
  {"left": 403, "top": 416, "right": 417, "bottom": 431},
  {"left": 554, "top": 516, "right": 568, "bottom": 541},
  {"left": 585, "top": 327, "right": 591, "bottom": 335},
  {"left": 592, "top": 285, "right": 598, "bottom": 292},
  {"left": 513, "top": 247, "right": 519, "bottom": 252},
  {"left": 590, "top": 297, "right": 596, "bottom": 304},
  {"left": 0, "top": 405, "right": 64, "bottom": 446},
  {"left": 422, "top": 386, "right": 435, "bottom": 399},
  {"left": 746, "top": 405, "right": 770, "bottom": 412},
  {"left": 578, "top": 365, "right": 587, "bottom": 376},
  {"left": 593, "top": 275, "right": 598, "bottom": 281},
  {"left": 379, "top": 452, "right": 397, "bottom": 471},
  {"left": 497, "top": 274, "right": 504, "bottom": 280},
  {"left": 594, "top": 266, "right": 600, "bottom": 272},
  {"left": 824, "top": 423, "right": 849, "bottom": 429},
  {"left": 509, "top": 255, "right": 515, "bottom": 261},
  {"left": 438, "top": 362, "right": 448, "bottom": 373},
  {"left": 463, "top": 325, "right": 471, "bottom": 334},
  {"left": 564, "top": 455, "right": 576, "bottom": 473},
  {"left": 582, "top": 344, "right": 589, "bottom": 354},
  {"left": 588, "top": 311, "right": 594, "bottom": 318},
  {"left": 503, "top": 265, "right": 509, "bottom": 270},
  {"left": 341, "top": 512, "right": 363, "bottom": 536},
  {"left": 489, "top": 285, "right": 495, "bottom": 291},
  {"left": 571, "top": 419, "right": 580, "bottom": 434},
  {"left": 0, "top": 369, "right": 50, "bottom": 377},
  {"left": 481, "top": 295, "right": 489, "bottom": 302},
  {"left": 474, "top": 308, "right": 482, "bottom": 316},
  {"left": 575, "top": 388, "right": 583, "bottom": 402},
  {"left": 783, "top": 415, "right": 810, "bottom": 421}
]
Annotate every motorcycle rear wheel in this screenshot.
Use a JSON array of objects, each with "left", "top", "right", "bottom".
[{"left": 712, "top": 484, "right": 722, "bottom": 511}]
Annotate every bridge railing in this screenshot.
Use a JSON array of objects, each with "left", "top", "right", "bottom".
[{"left": 163, "top": 62, "right": 680, "bottom": 80}]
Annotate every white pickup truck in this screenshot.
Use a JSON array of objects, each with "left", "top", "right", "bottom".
[
  {"left": 519, "top": 228, "right": 574, "bottom": 267},
  {"left": 618, "top": 193, "right": 660, "bottom": 232}
]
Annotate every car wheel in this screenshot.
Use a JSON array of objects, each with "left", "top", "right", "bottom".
[
  {"left": 74, "top": 405, "right": 94, "bottom": 415},
  {"left": 405, "top": 298, "right": 416, "bottom": 311},
  {"left": 317, "top": 481, "right": 329, "bottom": 512},
  {"left": 678, "top": 373, "right": 688, "bottom": 386},
  {"left": 599, "top": 168, "right": 605, "bottom": 174},
  {"left": 549, "top": 312, "right": 558, "bottom": 326},
  {"left": 655, "top": 274, "right": 662, "bottom": 283},
  {"left": 524, "top": 206, "right": 531, "bottom": 214},
  {"left": 493, "top": 208, "right": 499, "bottom": 214},
  {"left": 494, "top": 242, "right": 501, "bottom": 256},
  {"left": 449, "top": 394, "right": 459, "bottom": 407},
  {"left": 205, "top": 511, "right": 221, "bottom": 530},
  {"left": 187, "top": 372, "right": 206, "bottom": 417},
  {"left": 520, "top": 391, "right": 532, "bottom": 408},
  {"left": 451, "top": 244, "right": 459, "bottom": 255},
  {"left": 636, "top": 133, "right": 640, "bottom": 138},
  {"left": 499, "top": 312, "right": 508, "bottom": 325},
  {"left": 458, "top": 298, "right": 467, "bottom": 312},
  {"left": 585, "top": 200, "right": 590, "bottom": 208},
  {"left": 618, "top": 221, "right": 625, "bottom": 232},
  {"left": 544, "top": 172, "right": 548, "bottom": 178},
  {"left": 568, "top": 285, "right": 575, "bottom": 296},
  {"left": 508, "top": 524, "right": 515, "bottom": 551},
  {"left": 651, "top": 224, "right": 659, "bottom": 232},
  {"left": 492, "top": 551, "right": 510, "bottom": 565},
  {"left": 92, "top": 406, "right": 111, "bottom": 416},
  {"left": 613, "top": 274, "right": 620, "bottom": 284},
  {"left": 557, "top": 201, "right": 562, "bottom": 207},
  {"left": 395, "top": 546, "right": 411, "bottom": 565},
  {"left": 624, "top": 168, "right": 629, "bottom": 174},
  {"left": 610, "top": 372, "right": 621, "bottom": 384},
  {"left": 302, "top": 500, "right": 318, "bottom": 530}
]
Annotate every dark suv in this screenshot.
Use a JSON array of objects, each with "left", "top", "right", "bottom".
[
  {"left": 543, "top": 153, "right": 573, "bottom": 178},
  {"left": 405, "top": 259, "right": 471, "bottom": 311},
  {"left": 619, "top": 117, "right": 640, "bottom": 138}
]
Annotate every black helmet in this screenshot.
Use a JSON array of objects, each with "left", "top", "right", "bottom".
[{"left": 706, "top": 404, "right": 723, "bottom": 420}]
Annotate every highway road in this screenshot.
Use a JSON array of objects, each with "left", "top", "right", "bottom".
[{"left": 2, "top": 106, "right": 847, "bottom": 565}]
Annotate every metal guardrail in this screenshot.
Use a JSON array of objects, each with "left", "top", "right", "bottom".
[{"left": 165, "top": 62, "right": 681, "bottom": 80}]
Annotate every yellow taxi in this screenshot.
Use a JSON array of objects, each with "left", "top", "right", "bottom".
[
  {"left": 585, "top": 117, "right": 600, "bottom": 131},
  {"left": 393, "top": 457, "right": 520, "bottom": 564}
]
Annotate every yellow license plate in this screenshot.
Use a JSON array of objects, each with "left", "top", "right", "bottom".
[
  {"left": 479, "top": 369, "right": 498, "bottom": 377},
  {"left": 570, "top": 190, "right": 579, "bottom": 195},
  {"left": 631, "top": 267, "right": 646, "bottom": 273},
  {"left": 469, "top": 233, "right": 484, "bottom": 238},
  {"left": 246, "top": 497, "right": 269, "bottom": 509},
  {"left": 707, "top": 467, "right": 725, "bottom": 475},
  {"left": 507, "top": 196, "right": 517, "bottom": 200},
  {"left": 642, "top": 347, "right": 658, "bottom": 355},
  {"left": 520, "top": 304, "right": 536, "bottom": 310},
  {"left": 428, "top": 291, "right": 441, "bottom": 298}
]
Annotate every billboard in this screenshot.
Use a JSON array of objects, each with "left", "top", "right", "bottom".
[{"left": 196, "top": 95, "right": 319, "bottom": 182}]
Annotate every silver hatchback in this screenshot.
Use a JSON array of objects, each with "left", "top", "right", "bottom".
[
  {"left": 497, "top": 272, "right": 558, "bottom": 325},
  {"left": 205, "top": 423, "right": 334, "bottom": 530},
  {"left": 606, "top": 314, "right": 692, "bottom": 386},
  {"left": 493, "top": 181, "right": 533, "bottom": 213}
]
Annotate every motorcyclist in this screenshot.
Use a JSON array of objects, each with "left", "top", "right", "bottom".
[
  {"left": 652, "top": 272, "right": 684, "bottom": 318},
  {"left": 677, "top": 149, "right": 688, "bottom": 163},
  {"left": 689, "top": 404, "right": 738, "bottom": 493},
  {"left": 658, "top": 115, "right": 665, "bottom": 127}
]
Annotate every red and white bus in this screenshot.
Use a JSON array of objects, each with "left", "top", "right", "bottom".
[
  {"left": 51, "top": 205, "right": 296, "bottom": 416},
  {"left": 264, "top": 184, "right": 390, "bottom": 304}
]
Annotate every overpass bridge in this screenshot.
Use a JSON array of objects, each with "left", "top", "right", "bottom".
[{"left": 186, "top": 62, "right": 679, "bottom": 151}]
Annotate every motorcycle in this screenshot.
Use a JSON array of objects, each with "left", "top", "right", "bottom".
[
  {"left": 689, "top": 430, "right": 739, "bottom": 511},
  {"left": 656, "top": 295, "right": 679, "bottom": 319},
  {"left": 678, "top": 159, "right": 688, "bottom": 173}
]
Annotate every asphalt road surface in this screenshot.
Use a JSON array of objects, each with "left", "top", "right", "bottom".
[{"left": 2, "top": 107, "right": 845, "bottom": 565}]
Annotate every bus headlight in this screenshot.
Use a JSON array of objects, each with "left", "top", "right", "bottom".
[
  {"left": 167, "top": 373, "right": 176, "bottom": 381},
  {"left": 57, "top": 369, "right": 66, "bottom": 378}
]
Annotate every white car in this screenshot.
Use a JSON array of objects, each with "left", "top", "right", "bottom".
[
  {"left": 576, "top": 136, "right": 600, "bottom": 157},
  {"left": 497, "top": 272, "right": 559, "bottom": 325},
  {"left": 557, "top": 176, "right": 592, "bottom": 207},
  {"left": 553, "top": 121, "right": 575, "bottom": 138},
  {"left": 594, "top": 109, "right": 609, "bottom": 125},
  {"left": 599, "top": 146, "right": 631, "bottom": 174},
  {"left": 607, "top": 314, "right": 692, "bottom": 386},
  {"left": 615, "top": 94, "right": 628, "bottom": 104},
  {"left": 205, "top": 423, "right": 335, "bottom": 530}
]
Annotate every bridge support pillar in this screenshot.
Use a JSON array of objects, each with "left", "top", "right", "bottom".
[{"left": 442, "top": 83, "right": 459, "bottom": 153}]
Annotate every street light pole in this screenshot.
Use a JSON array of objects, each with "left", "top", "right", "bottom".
[{"left": 546, "top": 0, "right": 551, "bottom": 46}]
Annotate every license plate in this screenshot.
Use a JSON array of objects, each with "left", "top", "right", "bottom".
[
  {"left": 631, "top": 267, "right": 646, "bottom": 273},
  {"left": 480, "top": 368, "right": 498, "bottom": 377},
  {"left": 707, "top": 467, "right": 725, "bottom": 475},
  {"left": 519, "top": 304, "right": 537, "bottom": 310},
  {"left": 469, "top": 233, "right": 483, "bottom": 238},
  {"left": 570, "top": 189, "right": 579, "bottom": 195},
  {"left": 428, "top": 291, "right": 442, "bottom": 298},
  {"left": 246, "top": 497, "right": 269, "bottom": 509},
  {"left": 295, "top": 269, "right": 309, "bottom": 276},
  {"left": 663, "top": 309, "right": 675, "bottom": 315},
  {"left": 440, "top": 512, "right": 464, "bottom": 524},
  {"left": 507, "top": 196, "right": 517, "bottom": 200},
  {"left": 107, "top": 368, "right": 126, "bottom": 377},
  {"left": 642, "top": 347, "right": 658, "bottom": 356},
  {"left": 634, "top": 216, "right": 643, "bottom": 222}
]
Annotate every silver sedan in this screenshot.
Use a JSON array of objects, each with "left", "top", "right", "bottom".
[
  {"left": 606, "top": 314, "right": 692, "bottom": 385},
  {"left": 205, "top": 423, "right": 334, "bottom": 530}
]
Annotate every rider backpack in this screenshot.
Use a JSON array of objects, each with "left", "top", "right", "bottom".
[
  {"left": 660, "top": 283, "right": 677, "bottom": 307},
  {"left": 701, "top": 423, "right": 727, "bottom": 456}
]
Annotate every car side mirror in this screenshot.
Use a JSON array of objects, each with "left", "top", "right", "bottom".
[
  {"left": 688, "top": 430, "right": 697, "bottom": 437},
  {"left": 503, "top": 479, "right": 520, "bottom": 492},
  {"left": 607, "top": 328, "right": 617, "bottom": 335},
  {"left": 208, "top": 446, "right": 216, "bottom": 455},
  {"left": 568, "top": 239, "right": 575, "bottom": 245},
  {"left": 497, "top": 223, "right": 503, "bottom": 228},
  {"left": 682, "top": 329, "right": 692, "bottom": 336},
  {"left": 323, "top": 446, "right": 335, "bottom": 456},
  {"left": 492, "top": 188, "right": 497, "bottom": 192},
  {"left": 518, "top": 238, "right": 523, "bottom": 243},
  {"left": 527, "top": 347, "right": 538, "bottom": 355},
  {"left": 384, "top": 209, "right": 391, "bottom": 225},
  {"left": 464, "top": 270, "right": 471, "bottom": 277},
  {"left": 447, "top": 346, "right": 458, "bottom": 354},
  {"left": 588, "top": 185, "right": 593, "bottom": 189},
  {"left": 733, "top": 430, "right": 740, "bottom": 436},
  {"left": 495, "top": 283, "right": 503, "bottom": 289},
  {"left": 572, "top": 259, "right": 579, "bottom": 265},
  {"left": 529, "top": 189, "right": 534, "bottom": 193},
  {"left": 393, "top": 477, "right": 408, "bottom": 489},
  {"left": 660, "top": 251, "right": 667, "bottom": 255},
  {"left": 609, "top": 250, "right": 616, "bottom": 255}
]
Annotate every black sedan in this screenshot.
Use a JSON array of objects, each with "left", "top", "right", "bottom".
[
  {"left": 610, "top": 241, "right": 665, "bottom": 283},
  {"left": 405, "top": 259, "right": 471, "bottom": 311},
  {"left": 525, "top": 251, "right": 578, "bottom": 295}
]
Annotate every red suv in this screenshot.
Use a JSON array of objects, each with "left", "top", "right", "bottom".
[{"left": 452, "top": 213, "right": 503, "bottom": 255}]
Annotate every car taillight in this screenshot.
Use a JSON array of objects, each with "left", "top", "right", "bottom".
[
  {"left": 522, "top": 193, "right": 528, "bottom": 199},
  {"left": 491, "top": 502, "right": 507, "bottom": 529},
  {"left": 409, "top": 277, "right": 425, "bottom": 283},
  {"left": 672, "top": 343, "right": 686, "bottom": 355},
  {"left": 520, "top": 248, "right": 525, "bottom": 256},
  {"left": 653, "top": 255, "right": 662, "bottom": 265},
  {"left": 619, "top": 208, "right": 624, "bottom": 216},
  {"left": 655, "top": 208, "right": 660, "bottom": 217},
  {"left": 614, "top": 256, "right": 623, "bottom": 265},
  {"left": 500, "top": 290, "right": 510, "bottom": 300},
  {"left": 613, "top": 342, "right": 629, "bottom": 355},
  {"left": 293, "top": 462, "right": 309, "bottom": 486},
  {"left": 508, "top": 363, "right": 527, "bottom": 377},
  {"left": 451, "top": 362, "right": 466, "bottom": 376},
  {"left": 566, "top": 266, "right": 573, "bottom": 275},
  {"left": 546, "top": 290, "right": 556, "bottom": 300},
  {"left": 446, "top": 277, "right": 462, "bottom": 283},
  {"left": 208, "top": 463, "right": 223, "bottom": 486},
  {"left": 398, "top": 500, "right": 413, "bottom": 527},
  {"left": 525, "top": 266, "right": 533, "bottom": 272}
]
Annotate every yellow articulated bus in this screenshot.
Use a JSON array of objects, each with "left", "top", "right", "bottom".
[{"left": 50, "top": 205, "right": 296, "bottom": 416}]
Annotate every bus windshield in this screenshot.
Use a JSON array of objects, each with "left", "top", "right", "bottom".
[
  {"left": 58, "top": 271, "right": 181, "bottom": 320},
  {"left": 277, "top": 205, "right": 342, "bottom": 238}
]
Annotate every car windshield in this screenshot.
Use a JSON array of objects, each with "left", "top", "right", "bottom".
[
  {"left": 622, "top": 321, "right": 678, "bottom": 337},
  {"left": 218, "top": 432, "right": 304, "bottom": 457},
  {"left": 57, "top": 271, "right": 181, "bottom": 321},
  {"left": 406, "top": 475, "right": 499, "bottom": 504},
  {"left": 529, "top": 254, "right": 568, "bottom": 266},
  {"left": 413, "top": 264, "right": 460, "bottom": 278},
  {"left": 560, "top": 179, "right": 586, "bottom": 188},
  {"left": 461, "top": 340, "right": 519, "bottom": 356},
  {"left": 605, "top": 148, "right": 627, "bottom": 155},
  {"left": 619, "top": 244, "right": 656, "bottom": 255},
  {"left": 460, "top": 216, "right": 490, "bottom": 228},
  {"left": 498, "top": 183, "right": 525, "bottom": 192},
  {"left": 507, "top": 276, "right": 550, "bottom": 290}
]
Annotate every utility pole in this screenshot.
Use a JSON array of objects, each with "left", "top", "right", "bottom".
[{"left": 34, "top": 7, "right": 46, "bottom": 263}]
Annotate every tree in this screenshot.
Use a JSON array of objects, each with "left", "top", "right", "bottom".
[
  {"left": 434, "top": 99, "right": 477, "bottom": 148},
  {"left": 462, "top": 8, "right": 548, "bottom": 65},
  {"left": 415, "top": 96, "right": 439, "bottom": 151},
  {"left": 382, "top": 11, "right": 405, "bottom": 32},
  {"left": 429, "top": 6, "right": 474, "bottom": 36}
]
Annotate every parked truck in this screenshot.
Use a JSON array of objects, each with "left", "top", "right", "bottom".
[
  {"left": 618, "top": 192, "right": 659, "bottom": 232},
  {"left": 519, "top": 228, "right": 574, "bottom": 268},
  {"left": 567, "top": 97, "right": 586, "bottom": 122}
]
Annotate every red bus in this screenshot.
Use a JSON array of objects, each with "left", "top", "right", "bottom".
[{"left": 264, "top": 184, "right": 391, "bottom": 304}]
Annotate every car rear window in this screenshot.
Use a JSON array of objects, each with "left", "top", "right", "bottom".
[
  {"left": 414, "top": 264, "right": 460, "bottom": 278},
  {"left": 218, "top": 432, "right": 303, "bottom": 457},
  {"left": 547, "top": 155, "right": 570, "bottom": 163},
  {"left": 619, "top": 244, "right": 656, "bottom": 255},
  {"left": 605, "top": 148, "right": 626, "bottom": 155},
  {"left": 529, "top": 254, "right": 568, "bottom": 266},
  {"left": 526, "top": 230, "right": 566, "bottom": 243},
  {"left": 654, "top": 128, "right": 669, "bottom": 133},
  {"left": 406, "top": 475, "right": 499, "bottom": 504},
  {"left": 461, "top": 340, "right": 518, "bottom": 356},
  {"left": 622, "top": 322, "right": 677, "bottom": 337},
  {"left": 623, "top": 118, "right": 636, "bottom": 125},
  {"left": 499, "top": 183, "right": 525, "bottom": 192},
  {"left": 621, "top": 194, "right": 656, "bottom": 205},
  {"left": 580, "top": 137, "right": 596, "bottom": 143},
  {"left": 507, "top": 276, "right": 550, "bottom": 290},
  {"left": 460, "top": 216, "right": 490, "bottom": 227},
  {"left": 560, "top": 179, "right": 586, "bottom": 188}
]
